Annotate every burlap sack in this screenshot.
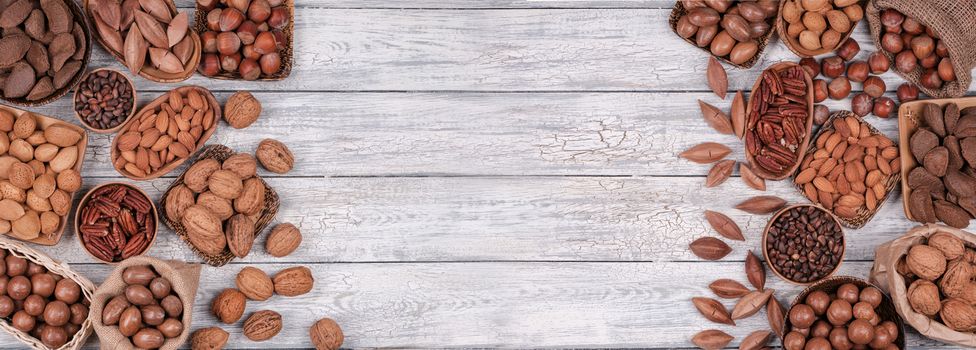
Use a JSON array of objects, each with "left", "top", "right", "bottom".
[
  {"left": 870, "top": 224, "right": 976, "bottom": 347},
  {"left": 866, "top": 0, "right": 976, "bottom": 98},
  {"left": 90, "top": 256, "right": 201, "bottom": 350}
]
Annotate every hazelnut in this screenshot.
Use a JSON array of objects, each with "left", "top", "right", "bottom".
[
  {"left": 938, "top": 58, "right": 955, "bottom": 82},
  {"left": 206, "top": 8, "right": 222, "bottom": 32},
  {"left": 239, "top": 59, "right": 261, "bottom": 80},
  {"left": 911, "top": 35, "right": 935, "bottom": 59},
  {"left": 828, "top": 77, "right": 851, "bottom": 100},
  {"left": 216, "top": 32, "right": 242, "bottom": 56},
  {"left": 821, "top": 56, "right": 845, "bottom": 78},
  {"left": 919, "top": 52, "right": 938, "bottom": 69},
  {"left": 897, "top": 83, "right": 919, "bottom": 102},
  {"left": 253, "top": 31, "right": 277, "bottom": 55},
  {"left": 269, "top": 7, "right": 290, "bottom": 29},
  {"left": 846, "top": 61, "right": 869, "bottom": 82},
  {"left": 851, "top": 93, "right": 873, "bottom": 117},
  {"left": 199, "top": 54, "right": 220, "bottom": 76},
  {"left": 881, "top": 33, "right": 903, "bottom": 53},
  {"left": 836, "top": 38, "right": 860, "bottom": 61},
  {"left": 260, "top": 53, "right": 282, "bottom": 75},
  {"left": 902, "top": 17, "right": 924, "bottom": 35},
  {"left": 873, "top": 97, "right": 894, "bottom": 118},
  {"left": 880, "top": 9, "right": 904, "bottom": 28},
  {"left": 863, "top": 76, "right": 886, "bottom": 98},
  {"left": 813, "top": 79, "right": 828, "bottom": 102},
  {"left": 895, "top": 50, "right": 917, "bottom": 73},
  {"left": 920, "top": 69, "right": 943, "bottom": 89},
  {"left": 813, "top": 104, "right": 830, "bottom": 126},
  {"left": 799, "top": 57, "right": 820, "bottom": 77},
  {"left": 868, "top": 51, "right": 890, "bottom": 73},
  {"left": 220, "top": 53, "right": 242, "bottom": 72},
  {"left": 935, "top": 39, "right": 948, "bottom": 57},
  {"left": 248, "top": 0, "right": 272, "bottom": 23},
  {"left": 236, "top": 21, "right": 258, "bottom": 45},
  {"left": 201, "top": 31, "right": 218, "bottom": 53},
  {"left": 218, "top": 8, "right": 245, "bottom": 32}
]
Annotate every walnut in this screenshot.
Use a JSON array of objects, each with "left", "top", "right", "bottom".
[
  {"left": 223, "top": 91, "right": 262, "bottom": 129},
  {"left": 255, "top": 139, "right": 293, "bottom": 174},
  {"left": 896, "top": 256, "right": 915, "bottom": 278},
  {"left": 940, "top": 260, "right": 974, "bottom": 298},
  {"left": 941, "top": 298, "right": 976, "bottom": 332},
  {"left": 965, "top": 249, "right": 976, "bottom": 264},
  {"left": 928, "top": 232, "right": 966, "bottom": 260},
  {"left": 959, "top": 283, "right": 976, "bottom": 305},
  {"left": 908, "top": 279, "right": 942, "bottom": 317},
  {"left": 907, "top": 245, "right": 948, "bottom": 281}
]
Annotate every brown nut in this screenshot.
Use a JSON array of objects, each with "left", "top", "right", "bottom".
[
  {"left": 907, "top": 244, "right": 947, "bottom": 281},
  {"left": 828, "top": 77, "right": 851, "bottom": 100},
  {"left": 920, "top": 69, "right": 943, "bottom": 89},
  {"left": 211, "top": 288, "right": 246, "bottom": 324},
  {"left": 191, "top": 327, "right": 229, "bottom": 350},
  {"left": 836, "top": 38, "right": 859, "bottom": 61},
  {"left": 868, "top": 51, "right": 891, "bottom": 74},
  {"left": 236, "top": 267, "right": 274, "bottom": 301},
  {"left": 873, "top": 97, "right": 894, "bottom": 119},
  {"left": 272, "top": 266, "right": 314, "bottom": 297},
  {"left": 223, "top": 91, "right": 262, "bottom": 129},
  {"left": 938, "top": 58, "right": 956, "bottom": 82},
  {"left": 863, "top": 76, "right": 886, "bottom": 98},
  {"left": 813, "top": 79, "right": 828, "bottom": 103},
  {"left": 897, "top": 83, "right": 919, "bottom": 103},
  {"left": 846, "top": 61, "right": 869, "bottom": 82},
  {"left": 255, "top": 139, "right": 294, "bottom": 174},
  {"left": 243, "top": 310, "right": 282, "bottom": 341},
  {"left": 821, "top": 56, "right": 845, "bottom": 78},
  {"left": 310, "top": 318, "right": 344, "bottom": 350},
  {"left": 851, "top": 93, "right": 873, "bottom": 117},
  {"left": 895, "top": 50, "right": 917, "bottom": 73},
  {"left": 265, "top": 223, "right": 302, "bottom": 257}
]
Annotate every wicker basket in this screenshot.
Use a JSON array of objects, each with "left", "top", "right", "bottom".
[
  {"left": 776, "top": 0, "right": 863, "bottom": 58},
  {"left": 158, "top": 145, "right": 280, "bottom": 266},
  {"left": 0, "top": 237, "right": 96, "bottom": 350},
  {"left": 793, "top": 111, "right": 900, "bottom": 229},
  {"left": 667, "top": 1, "right": 777, "bottom": 69},
  {"left": 0, "top": 0, "right": 92, "bottom": 107},
  {"left": 786, "top": 276, "right": 907, "bottom": 349},
  {"left": 193, "top": 0, "right": 294, "bottom": 80},
  {"left": 744, "top": 62, "right": 815, "bottom": 180}
]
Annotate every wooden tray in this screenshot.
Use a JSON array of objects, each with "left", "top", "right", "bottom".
[
  {"left": 0, "top": 0, "right": 93, "bottom": 107},
  {"left": 776, "top": 0, "right": 862, "bottom": 58},
  {"left": 158, "top": 145, "right": 280, "bottom": 266},
  {"left": 793, "top": 111, "right": 900, "bottom": 229},
  {"left": 762, "top": 204, "right": 845, "bottom": 285},
  {"left": 898, "top": 96, "right": 976, "bottom": 222},
  {"left": 110, "top": 85, "right": 220, "bottom": 180},
  {"left": 82, "top": 0, "right": 201, "bottom": 83},
  {"left": 785, "top": 276, "right": 906, "bottom": 348},
  {"left": 744, "top": 62, "right": 815, "bottom": 180},
  {"left": 72, "top": 68, "right": 137, "bottom": 134},
  {"left": 667, "top": 1, "right": 777, "bottom": 69},
  {"left": 193, "top": 0, "right": 294, "bottom": 80},
  {"left": 0, "top": 105, "right": 88, "bottom": 246}
]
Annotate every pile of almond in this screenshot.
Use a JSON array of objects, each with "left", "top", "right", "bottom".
[
  {"left": 0, "top": 109, "right": 84, "bottom": 241},
  {"left": 112, "top": 86, "right": 217, "bottom": 179},
  {"left": 87, "top": 0, "right": 197, "bottom": 77}
]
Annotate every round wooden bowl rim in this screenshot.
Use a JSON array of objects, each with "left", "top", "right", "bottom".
[
  {"left": 775, "top": 0, "right": 860, "bottom": 58},
  {"left": 761, "top": 203, "right": 846, "bottom": 285},
  {"left": 72, "top": 68, "right": 138, "bottom": 134},
  {"left": 744, "top": 61, "right": 815, "bottom": 180},
  {"left": 74, "top": 182, "right": 159, "bottom": 264}
]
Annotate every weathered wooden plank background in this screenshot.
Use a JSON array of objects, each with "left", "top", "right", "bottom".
[{"left": 3, "top": 0, "right": 975, "bottom": 348}]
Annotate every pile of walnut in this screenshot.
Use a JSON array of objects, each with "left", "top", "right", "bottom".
[
  {"left": 899, "top": 231, "right": 976, "bottom": 332},
  {"left": 0, "top": 110, "right": 83, "bottom": 241}
]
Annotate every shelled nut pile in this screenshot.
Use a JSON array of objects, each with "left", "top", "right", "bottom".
[
  {"left": 77, "top": 184, "right": 156, "bottom": 262},
  {"left": 745, "top": 64, "right": 811, "bottom": 177}
]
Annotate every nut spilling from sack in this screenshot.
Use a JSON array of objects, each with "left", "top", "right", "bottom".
[
  {"left": 101, "top": 265, "right": 185, "bottom": 349},
  {"left": 898, "top": 230, "right": 976, "bottom": 332}
]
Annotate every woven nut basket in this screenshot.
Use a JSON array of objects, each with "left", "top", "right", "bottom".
[
  {"left": 776, "top": 0, "right": 863, "bottom": 58},
  {"left": 158, "top": 144, "right": 280, "bottom": 266},
  {"left": 193, "top": 0, "right": 294, "bottom": 80},
  {"left": 667, "top": 1, "right": 778, "bottom": 69}
]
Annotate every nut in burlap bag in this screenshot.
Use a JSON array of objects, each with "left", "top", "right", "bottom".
[
  {"left": 866, "top": 0, "right": 976, "bottom": 98},
  {"left": 90, "top": 256, "right": 201, "bottom": 350},
  {"left": 870, "top": 224, "right": 976, "bottom": 347}
]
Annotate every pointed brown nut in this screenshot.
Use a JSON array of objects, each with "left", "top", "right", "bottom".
[
  {"left": 708, "top": 279, "right": 749, "bottom": 299},
  {"left": 134, "top": 10, "right": 169, "bottom": 48},
  {"left": 706, "top": 160, "right": 735, "bottom": 187},
  {"left": 735, "top": 196, "right": 786, "bottom": 214},
  {"left": 692, "top": 297, "right": 735, "bottom": 325},
  {"left": 704, "top": 210, "right": 743, "bottom": 241},
  {"left": 731, "top": 91, "right": 746, "bottom": 139},
  {"left": 124, "top": 22, "right": 148, "bottom": 74},
  {"left": 680, "top": 142, "right": 731, "bottom": 164},
  {"left": 699, "top": 100, "right": 733, "bottom": 135},
  {"left": 93, "top": 0, "right": 122, "bottom": 30},
  {"left": 767, "top": 296, "right": 786, "bottom": 338},
  {"left": 745, "top": 250, "right": 765, "bottom": 290},
  {"left": 738, "top": 330, "right": 772, "bottom": 350},
  {"left": 689, "top": 237, "right": 731, "bottom": 261},
  {"left": 707, "top": 57, "right": 727, "bottom": 99},
  {"left": 148, "top": 47, "right": 184, "bottom": 73},
  {"left": 691, "top": 329, "right": 733, "bottom": 350},
  {"left": 731, "top": 289, "right": 773, "bottom": 320},
  {"left": 138, "top": 0, "right": 172, "bottom": 23},
  {"left": 167, "top": 12, "right": 188, "bottom": 47},
  {"left": 94, "top": 12, "right": 124, "bottom": 53},
  {"left": 236, "top": 266, "right": 273, "bottom": 301},
  {"left": 272, "top": 266, "right": 314, "bottom": 297},
  {"left": 739, "top": 163, "right": 765, "bottom": 191}
]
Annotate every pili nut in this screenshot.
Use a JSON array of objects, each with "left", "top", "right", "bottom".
[
  {"left": 705, "top": 159, "right": 735, "bottom": 188},
  {"left": 734, "top": 195, "right": 786, "bottom": 214},
  {"left": 699, "top": 100, "right": 733, "bottom": 135},
  {"left": 149, "top": 47, "right": 184, "bottom": 74},
  {"left": 766, "top": 296, "right": 786, "bottom": 338},
  {"left": 680, "top": 142, "right": 731, "bottom": 164},
  {"left": 708, "top": 279, "right": 749, "bottom": 299},
  {"left": 172, "top": 35, "right": 193, "bottom": 64},
  {"left": 707, "top": 56, "right": 728, "bottom": 99},
  {"left": 124, "top": 22, "right": 148, "bottom": 74},
  {"left": 138, "top": 0, "right": 172, "bottom": 23},
  {"left": 689, "top": 237, "right": 731, "bottom": 261},
  {"left": 134, "top": 10, "right": 169, "bottom": 48},
  {"left": 745, "top": 250, "right": 765, "bottom": 290},
  {"left": 731, "top": 91, "right": 746, "bottom": 139},
  {"left": 738, "top": 330, "right": 772, "bottom": 350},
  {"left": 94, "top": 10, "right": 124, "bottom": 53},
  {"left": 691, "top": 329, "right": 733, "bottom": 350},
  {"left": 739, "top": 163, "right": 766, "bottom": 191},
  {"left": 167, "top": 12, "right": 188, "bottom": 47},
  {"left": 691, "top": 297, "right": 735, "bottom": 326},
  {"left": 94, "top": 0, "right": 122, "bottom": 30},
  {"left": 704, "top": 210, "right": 743, "bottom": 241},
  {"left": 731, "top": 289, "right": 773, "bottom": 320}
]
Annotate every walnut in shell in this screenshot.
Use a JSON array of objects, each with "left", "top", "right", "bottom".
[
  {"left": 236, "top": 266, "right": 273, "bottom": 301},
  {"left": 907, "top": 245, "right": 948, "bottom": 281},
  {"left": 223, "top": 91, "right": 262, "bottom": 129},
  {"left": 211, "top": 288, "right": 246, "bottom": 324},
  {"left": 191, "top": 327, "right": 229, "bottom": 350},
  {"left": 940, "top": 260, "right": 974, "bottom": 298},
  {"left": 941, "top": 298, "right": 976, "bottom": 332},
  {"left": 243, "top": 310, "right": 282, "bottom": 341},
  {"left": 928, "top": 232, "right": 966, "bottom": 260},
  {"left": 265, "top": 223, "right": 301, "bottom": 257},
  {"left": 310, "top": 318, "right": 344, "bottom": 350},
  {"left": 255, "top": 139, "right": 293, "bottom": 174},
  {"left": 908, "top": 279, "right": 942, "bottom": 316}
]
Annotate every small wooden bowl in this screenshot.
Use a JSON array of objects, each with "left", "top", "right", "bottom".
[
  {"left": 82, "top": 0, "right": 201, "bottom": 83},
  {"left": 762, "top": 204, "right": 846, "bottom": 285},
  {"left": 785, "top": 276, "right": 906, "bottom": 349},
  {"left": 193, "top": 0, "right": 295, "bottom": 80},
  {"left": 744, "top": 62, "right": 815, "bottom": 180},
  {"left": 72, "top": 68, "right": 137, "bottom": 134},
  {"left": 74, "top": 182, "right": 158, "bottom": 264},
  {"left": 776, "top": 1, "right": 861, "bottom": 58}
]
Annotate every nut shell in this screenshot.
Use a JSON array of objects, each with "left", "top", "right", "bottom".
[
  {"left": 310, "top": 318, "right": 344, "bottom": 350},
  {"left": 181, "top": 205, "right": 226, "bottom": 255},
  {"left": 907, "top": 279, "right": 941, "bottom": 316},
  {"left": 225, "top": 214, "right": 255, "bottom": 258},
  {"left": 941, "top": 298, "right": 976, "bottom": 332},
  {"left": 207, "top": 170, "right": 243, "bottom": 200},
  {"left": 265, "top": 223, "right": 301, "bottom": 257},
  {"left": 928, "top": 232, "right": 965, "bottom": 260},
  {"left": 191, "top": 327, "right": 229, "bottom": 350},
  {"left": 211, "top": 288, "right": 246, "bottom": 324},
  {"left": 233, "top": 177, "right": 265, "bottom": 216},
  {"left": 221, "top": 153, "right": 257, "bottom": 179},
  {"left": 223, "top": 91, "right": 262, "bottom": 129},
  {"left": 906, "top": 244, "right": 947, "bottom": 281},
  {"left": 272, "top": 266, "right": 313, "bottom": 297},
  {"left": 236, "top": 266, "right": 273, "bottom": 301},
  {"left": 183, "top": 158, "right": 220, "bottom": 193},
  {"left": 243, "top": 310, "right": 282, "bottom": 341},
  {"left": 255, "top": 139, "right": 293, "bottom": 174}
]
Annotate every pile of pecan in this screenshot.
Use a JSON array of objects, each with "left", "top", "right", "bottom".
[
  {"left": 78, "top": 184, "right": 156, "bottom": 262},
  {"left": 746, "top": 65, "right": 810, "bottom": 177}
]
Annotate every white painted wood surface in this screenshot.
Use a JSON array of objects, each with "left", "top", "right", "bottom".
[{"left": 0, "top": 0, "right": 972, "bottom": 348}]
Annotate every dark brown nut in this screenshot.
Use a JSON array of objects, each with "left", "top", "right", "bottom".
[
  {"left": 799, "top": 57, "right": 820, "bottom": 77},
  {"left": 821, "top": 56, "right": 845, "bottom": 78},
  {"left": 709, "top": 31, "right": 735, "bottom": 56},
  {"left": 897, "top": 83, "right": 920, "bottom": 103},
  {"left": 688, "top": 7, "right": 721, "bottom": 26},
  {"left": 938, "top": 58, "right": 956, "bottom": 82},
  {"left": 911, "top": 35, "right": 934, "bottom": 59},
  {"left": 895, "top": 50, "right": 917, "bottom": 73},
  {"left": 122, "top": 266, "right": 156, "bottom": 286},
  {"left": 676, "top": 15, "right": 697, "bottom": 39},
  {"left": 868, "top": 52, "right": 891, "bottom": 74},
  {"left": 936, "top": 39, "right": 949, "bottom": 57},
  {"left": 881, "top": 32, "right": 904, "bottom": 53},
  {"left": 846, "top": 61, "right": 869, "bottom": 82},
  {"left": 863, "top": 76, "right": 886, "bottom": 98},
  {"left": 696, "top": 24, "right": 718, "bottom": 47},
  {"left": 74, "top": 70, "right": 134, "bottom": 130},
  {"left": 881, "top": 9, "right": 904, "bottom": 27},
  {"left": 836, "top": 38, "right": 859, "bottom": 61},
  {"left": 851, "top": 93, "right": 873, "bottom": 117},
  {"left": 828, "top": 77, "right": 851, "bottom": 100},
  {"left": 813, "top": 79, "right": 828, "bottom": 103},
  {"left": 919, "top": 53, "right": 938, "bottom": 69},
  {"left": 814, "top": 105, "right": 830, "bottom": 126},
  {"left": 920, "top": 69, "right": 943, "bottom": 89},
  {"left": 873, "top": 97, "right": 895, "bottom": 118}
]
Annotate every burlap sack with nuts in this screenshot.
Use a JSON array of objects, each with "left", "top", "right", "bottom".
[
  {"left": 870, "top": 224, "right": 976, "bottom": 347},
  {"left": 89, "top": 256, "right": 201, "bottom": 350},
  {"left": 866, "top": 0, "right": 976, "bottom": 98}
]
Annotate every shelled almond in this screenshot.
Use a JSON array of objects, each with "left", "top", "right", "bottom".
[
  {"left": 87, "top": 0, "right": 198, "bottom": 79},
  {"left": 111, "top": 86, "right": 218, "bottom": 179}
]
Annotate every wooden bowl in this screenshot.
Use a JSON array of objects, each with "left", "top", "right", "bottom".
[
  {"left": 762, "top": 204, "right": 845, "bottom": 285},
  {"left": 793, "top": 111, "right": 900, "bottom": 229},
  {"left": 776, "top": 0, "right": 861, "bottom": 58},
  {"left": 193, "top": 0, "right": 294, "bottom": 80},
  {"left": 74, "top": 182, "right": 158, "bottom": 264},
  {"left": 72, "top": 68, "right": 137, "bottom": 134},
  {"left": 785, "top": 276, "right": 907, "bottom": 349},
  {"left": 82, "top": 0, "right": 201, "bottom": 83},
  {"left": 0, "top": 105, "right": 88, "bottom": 246},
  {"left": 898, "top": 96, "right": 976, "bottom": 222},
  {"left": 744, "top": 62, "right": 815, "bottom": 180},
  {"left": 667, "top": 1, "right": 777, "bottom": 69},
  {"left": 110, "top": 85, "right": 221, "bottom": 180},
  {"left": 0, "top": 0, "right": 92, "bottom": 107}
]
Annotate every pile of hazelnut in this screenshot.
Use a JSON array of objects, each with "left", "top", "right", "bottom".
[
  {"left": 878, "top": 9, "right": 956, "bottom": 90},
  {"left": 198, "top": 0, "right": 290, "bottom": 80},
  {"left": 899, "top": 231, "right": 976, "bottom": 332},
  {"left": 785, "top": 282, "right": 900, "bottom": 350},
  {"left": 0, "top": 250, "right": 88, "bottom": 348}
]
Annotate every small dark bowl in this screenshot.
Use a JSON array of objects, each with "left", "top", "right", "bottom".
[{"left": 762, "top": 204, "right": 846, "bottom": 285}]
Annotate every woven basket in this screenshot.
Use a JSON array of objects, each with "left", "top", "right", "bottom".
[
  {"left": 786, "top": 276, "right": 907, "bottom": 349},
  {"left": 776, "top": 0, "right": 863, "bottom": 58},
  {"left": 158, "top": 145, "right": 280, "bottom": 266},
  {"left": 0, "top": 0, "right": 92, "bottom": 107},
  {"left": 0, "top": 237, "right": 96, "bottom": 350},
  {"left": 793, "top": 111, "right": 899, "bottom": 229},
  {"left": 192, "top": 0, "right": 294, "bottom": 80},
  {"left": 744, "top": 62, "right": 815, "bottom": 180},
  {"left": 667, "top": 1, "right": 777, "bottom": 69}
]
